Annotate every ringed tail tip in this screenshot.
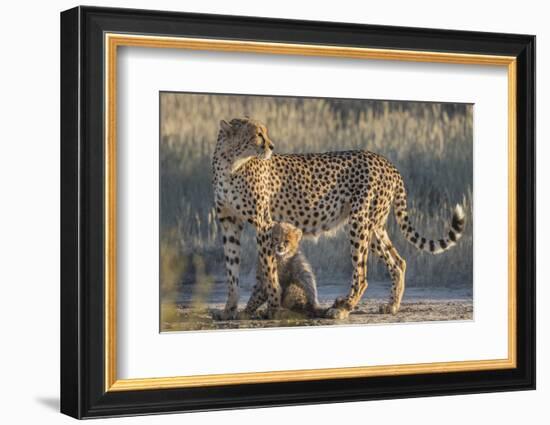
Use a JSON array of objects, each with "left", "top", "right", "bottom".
[
  {"left": 454, "top": 204, "right": 465, "bottom": 220},
  {"left": 451, "top": 204, "right": 466, "bottom": 236}
]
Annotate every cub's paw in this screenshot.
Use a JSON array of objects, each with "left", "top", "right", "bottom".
[
  {"left": 378, "top": 304, "right": 399, "bottom": 315},
  {"left": 325, "top": 307, "right": 350, "bottom": 320},
  {"left": 211, "top": 308, "right": 238, "bottom": 321},
  {"left": 265, "top": 307, "right": 292, "bottom": 320}
]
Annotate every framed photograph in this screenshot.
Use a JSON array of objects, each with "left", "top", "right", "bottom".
[{"left": 60, "top": 6, "right": 535, "bottom": 419}]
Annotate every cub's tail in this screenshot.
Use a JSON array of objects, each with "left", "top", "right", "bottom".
[{"left": 393, "top": 176, "right": 466, "bottom": 254}]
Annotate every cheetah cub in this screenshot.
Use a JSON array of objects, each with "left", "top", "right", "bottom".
[{"left": 255, "top": 222, "right": 324, "bottom": 317}]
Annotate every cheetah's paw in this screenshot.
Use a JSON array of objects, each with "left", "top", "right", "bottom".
[{"left": 379, "top": 304, "right": 399, "bottom": 315}]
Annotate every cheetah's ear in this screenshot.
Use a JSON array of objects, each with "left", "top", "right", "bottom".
[
  {"left": 293, "top": 227, "right": 303, "bottom": 241},
  {"left": 219, "top": 120, "right": 233, "bottom": 135}
]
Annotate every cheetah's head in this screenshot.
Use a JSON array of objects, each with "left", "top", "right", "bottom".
[
  {"left": 218, "top": 117, "right": 274, "bottom": 173},
  {"left": 271, "top": 222, "right": 303, "bottom": 259}
]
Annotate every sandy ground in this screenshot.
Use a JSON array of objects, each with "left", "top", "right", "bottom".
[{"left": 162, "top": 298, "right": 473, "bottom": 332}]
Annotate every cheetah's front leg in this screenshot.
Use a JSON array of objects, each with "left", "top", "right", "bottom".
[
  {"left": 215, "top": 217, "right": 244, "bottom": 321},
  {"left": 242, "top": 259, "right": 268, "bottom": 317}
]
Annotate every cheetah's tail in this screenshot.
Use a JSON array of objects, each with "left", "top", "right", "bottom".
[{"left": 392, "top": 177, "right": 466, "bottom": 254}]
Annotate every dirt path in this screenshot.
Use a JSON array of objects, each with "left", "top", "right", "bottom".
[{"left": 162, "top": 299, "right": 473, "bottom": 332}]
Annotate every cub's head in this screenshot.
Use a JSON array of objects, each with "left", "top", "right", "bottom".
[
  {"left": 218, "top": 118, "right": 274, "bottom": 172},
  {"left": 271, "top": 222, "right": 303, "bottom": 259}
]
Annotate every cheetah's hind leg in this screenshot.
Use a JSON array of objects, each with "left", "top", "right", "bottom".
[
  {"left": 325, "top": 213, "right": 371, "bottom": 320},
  {"left": 374, "top": 229, "right": 406, "bottom": 315}
]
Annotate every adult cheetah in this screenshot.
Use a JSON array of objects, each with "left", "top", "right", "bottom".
[{"left": 212, "top": 117, "right": 465, "bottom": 320}]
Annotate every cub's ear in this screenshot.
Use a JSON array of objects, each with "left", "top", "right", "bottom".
[
  {"left": 292, "top": 226, "right": 303, "bottom": 241},
  {"left": 219, "top": 120, "right": 233, "bottom": 135}
]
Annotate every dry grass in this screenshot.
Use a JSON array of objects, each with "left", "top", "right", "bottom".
[{"left": 159, "top": 93, "right": 473, "bottom": 298}]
